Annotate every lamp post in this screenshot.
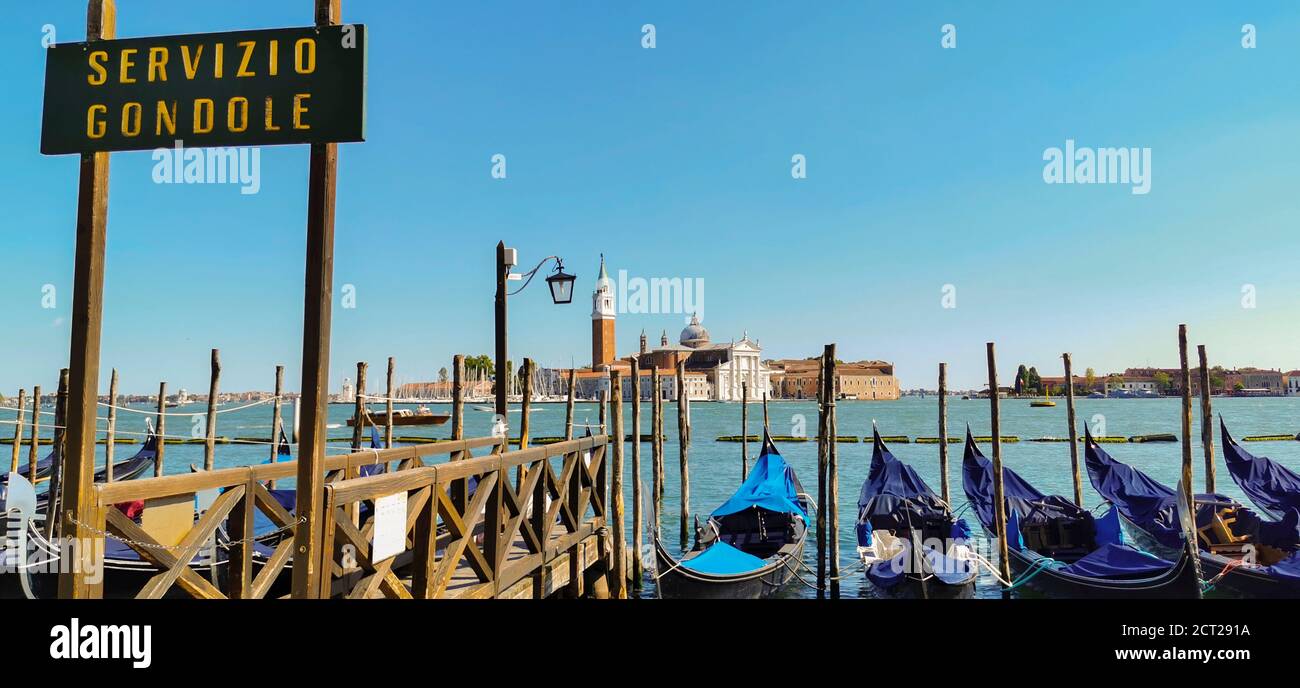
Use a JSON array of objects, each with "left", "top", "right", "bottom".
[{"left": 494, "top": 241, "right": 576, "bottom": 423}]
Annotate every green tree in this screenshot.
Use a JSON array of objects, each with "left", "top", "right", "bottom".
[
  {"left": 1153, "top": 371, "right": 1172, "bottom": 393},
  {"left": 1085, "top": 367, "right": 1096, "bottom": 392},
  {"left": 1027, "top": 366, "right": 1041, "bottom": 393},
  {"left": 438, "top": 367, "right": 449, "bottom": 384},
  {"left": 1015, "top": 364, "right": 1029, "bottom": 394}
]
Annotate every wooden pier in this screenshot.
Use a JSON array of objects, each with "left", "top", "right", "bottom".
[{"left": 74, "top": 434, "right": 619, "bottom": 599}]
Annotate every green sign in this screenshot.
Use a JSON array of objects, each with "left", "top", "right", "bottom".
[{"left": 41, "top": 24, "right": 366, "bottom": 155}]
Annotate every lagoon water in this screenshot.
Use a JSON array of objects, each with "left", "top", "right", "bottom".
[{"left": 5, "top": 395, "right": 1298, "bottom": 598}]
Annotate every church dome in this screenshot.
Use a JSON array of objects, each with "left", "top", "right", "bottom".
[{"left": 679, "top": 314, "right": 710, "bottom": 348}]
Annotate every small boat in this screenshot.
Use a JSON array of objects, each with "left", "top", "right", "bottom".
[
  {"left": 1085, "top": 424, "right": 1300, "bottom": 597},
  {"left": 1221, "top": 419, "right": 1300, "bottom": 518},
  {"left": 1, "top": 428, "right": 158, "bottom": 507},
  {"left": 346, "top": 406, "right": 450, "bottom": 427},
  {"left": 962, "top": 429, "right": 1201, "bottom": 598},
  {"left": 857, "top": 428, "right": 976, "bottom": 598},
  {"left": 654, "top": 432, "right": 809, "bottom": 599}
]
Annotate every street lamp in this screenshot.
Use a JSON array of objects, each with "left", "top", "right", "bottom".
[{"left": 495, "top": 241, "right": 577, "bottom": 421}]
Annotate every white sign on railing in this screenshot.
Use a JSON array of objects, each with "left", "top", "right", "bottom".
[{"left": 371, "top": 491, "right": 408, "bottom": 563}]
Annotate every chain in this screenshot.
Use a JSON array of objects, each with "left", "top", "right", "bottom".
[{"left": 65, "top": 511, "right": 305, "bottom": 552}]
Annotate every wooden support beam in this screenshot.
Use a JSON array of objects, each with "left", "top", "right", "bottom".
[
  {"left": 937, "top": 363, "right": 948, "bottom": 504},
  {"left": 59, "top": 0, "right": 115, "bottom": 599},
  {"left": 987, "top": 342, "right": 1011, "bottom": 595},
  {"left": 291, "top": 0, "right": 343, "bottom": 600},
  {"left": 204, "top": 348, "right": 221, "bottom": 471},
  {"left": 269, "top": 365, "right": 284, "bottom": 490},
  {"left": 105, "top": 370, "right": 117, "bottom": 482},
  {"left": 154, "top": 382, "right": 166, "bottom": 477},
  {"left": 1063, "top": 353, "right": 1082, "bottom": 507},
  {"left": 630, "top": 358, "right": 642, "bottom": 587},
  {"left": 676, "top": 358, "right": 690, "bottom": 549},
  {"left": 1198, "top": 344, "right": 1215, "bottom": 494},
  {"left": 608, "top": 371, "right": 626, "bottom": 599}
]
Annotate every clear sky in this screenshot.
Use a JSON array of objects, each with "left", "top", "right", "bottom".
[{"left": 3, "top": 2, "right": 1299, "bottom": 394}]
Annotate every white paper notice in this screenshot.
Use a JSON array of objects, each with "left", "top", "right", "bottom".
[{"left": 371, "top": 491, "right": 408, "bottom": 563}]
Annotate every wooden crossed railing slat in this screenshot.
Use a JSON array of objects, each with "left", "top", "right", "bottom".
[
  {"left": 318, "top": 435, "right": 610, "bottom": 599},
  {"left": 86, "top": 435, "right": 507, "bottom": 599}
]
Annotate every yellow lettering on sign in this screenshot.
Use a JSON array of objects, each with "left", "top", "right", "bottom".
[
  {"left": 148, "top": 47, "right": 169, "bottom": 82},
  {"left": 121, "top": 102, "right": 142, "bottom": 137},
  {"left": 264, "top": 97, "right": 280, "bottom": 131},
  {"left": 268, "top": 40, "right": 279, "bottom": 76},
  {"left": 194, "top": 98, "right": 215, "bottom": 134},
  {"left": 155, "top": 100, "right": 177, "bottom": 136},
  {"left": 181, "top": 45, "right": 203, "bottom": 80},
  {"left": 214, "top": 43, "right": 224, "bottom": 78},
  {"left": 294, "top": 38, "right": 316, "bottom": 74},
  {"left": 227, "top": 97, "right": 249, "bottom": 132},
  {"left": 237, "top": 41, "right": 256, "bottom": 77},
  {"left": 87, "top": 50, "right": 108, "bottom": 86},
  {"left": 86, "top": 104, "right": 107, "bottom": 139},
  {"left": 292, "top": 93, "right": 311, "bottom": 130},
  {"left": 119, "top": 48, "right": 137, "bottom": 84}
]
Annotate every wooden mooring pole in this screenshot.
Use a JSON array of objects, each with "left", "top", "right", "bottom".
[
  {"left": 741, "top": 381, "right": 749, "bottom": 480},
  {"left": 608, "top": 371, "right": 627, "bottom": 599},
  {"left": 816, "top": 348, "right": 829, "bottom": 598},
  {"left": 1063, "top": 353, "right": 1082, "bottom": 507},
  {"left": 676, "top": 359, "right": 690, "bottom": 549},
  {"left": 269, "top": 365, "right": 284, "bottom": 489},
  {"left": 563, "top": 367, "right": 576, "bottom": 441},
  {"left": 987, "top": 342, "right": 1011, "bottom": 598},
  {"left": 519, "top": 358, "right": 532, "bottom": 450},
  {"left": 1197, "top": 344, "right": 1215, "bottom": 493},
  {"left": 292, "top": 0, "right": 344, "bottom": 601},
  {"left": 27, "top": 385, "right": 41, "bottom": 484},
  {"left": 153, "top": 382, "right": 165, "bottom": 477},
  {"left": 9, "top": 388, "right": 25, "bottom": 474},
  {"left": 630, "top": 358, "right": 642, "bottom": 586},
  {"left": 204, "top": 348, "right": 221, "bottom": 471},
  {"left": 351, "top": 361, "right": 368, "bottom": 450},
  {"left": 1178, "top": 325, "right": 1195, "bottom": 520},
  {"left": 650, "top": 366, "right": 662, "bottom": 537},
  {"left": 385, "top": 356, "right": 396, "bottom": 450},
  {"left": 452, "top": 355, "right": 465, "bottom": 451},
  {"left": 105, "top": 370, "right": 117, "bottom": 482},
  {"left": 762, "top": 391, "right": 769, "bottom": 432},
  {"left": 824, "top": 345, "right": 840, "bottom": 598},
  {"left": 46, "top": 369, "right": 70, "bottom": 540},
  {"left": 937, "top": 363, "right": 949, "bottom": 504}
]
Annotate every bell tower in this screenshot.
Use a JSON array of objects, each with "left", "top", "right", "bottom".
[{"left": 591, "top": 255, "right": 616, "bottom": 368}]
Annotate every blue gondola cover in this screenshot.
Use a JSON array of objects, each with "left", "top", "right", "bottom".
[
  {"left": 857, "top": 429, "right": 949, "bottom": 532},
  {"left": 679, "top": 541, "right": 769, "bottom": 575},
  {"left": 711, "top": 435, "right": 808, "bottom": 522},
  {"left": 1221, "top": 419, "right": 1300, "bottom": 518}
]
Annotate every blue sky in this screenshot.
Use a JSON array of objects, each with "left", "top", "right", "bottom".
[{"left": 3, "top": 2, "right": 1299, "bottom": 394}]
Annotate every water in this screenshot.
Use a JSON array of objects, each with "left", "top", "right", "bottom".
[{"left": 4, "top": 395, "right": 1298, "bottom": 598}]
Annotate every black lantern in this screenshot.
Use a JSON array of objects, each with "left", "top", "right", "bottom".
[{"left": 545, "top": 260, "right": 576, "bottom": 304}]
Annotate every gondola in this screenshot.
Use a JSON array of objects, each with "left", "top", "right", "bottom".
[
  {"left": 962, "top": 429, "right": 1201, "bottom": 598},
  {"left": 0, "top": 428, "right": 158, "bottom": 517},
  {"left": 1086, "top": 422, "right": 1300, "bottom": 597},
  {"left": 856, "top": 427, "right": 976, "bottom": 598},
  {"left": 1220, "top": 419, "right": 1300, "bottom": 519},
  {"left": 654, "top": 432, "right": 809, "bottom": 599}
]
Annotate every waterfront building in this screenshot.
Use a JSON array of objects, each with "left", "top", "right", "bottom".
[
  {"left": 768, "top": 359, "right": 899, "bottom": 400},
  {"left": 1285, "top": 371, "right": 1300, "bottom": 396}
]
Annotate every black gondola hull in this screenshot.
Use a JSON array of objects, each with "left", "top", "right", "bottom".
[
  {"left": 1003, "top": 543, "right": 1201, "bottom": 599},
  {"left": 1121, "top": 516, "right": 1300, "bottom": 599}
]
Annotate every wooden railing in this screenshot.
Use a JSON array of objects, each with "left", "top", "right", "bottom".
[
  {"left": 318, "top": 434, "right": 609, "bottom": 599},
  {"left": 84, "top": 435, "right": 506, "bottom": 599}
]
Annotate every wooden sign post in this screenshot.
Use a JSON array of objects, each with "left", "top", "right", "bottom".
[{"left": 45, "top": 0, "right": 366, "bottom": 598}]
